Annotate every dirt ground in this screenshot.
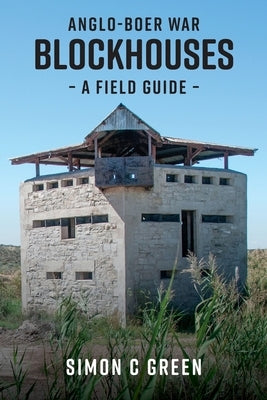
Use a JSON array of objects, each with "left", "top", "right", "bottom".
[
  {"left": 0, "top": 321, "right": 55, "bottom": 399},
  {"left": 0, "top": 321, "right": 109, "bottom": 399},
  {"left": 0, "top": 321, "right": 196, "bottom": 400}
]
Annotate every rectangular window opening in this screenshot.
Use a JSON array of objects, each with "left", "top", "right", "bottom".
[
  {"left": 46, "top": 272, "right": 62, "bottom": 279},
  {"left": 126, "top": 172, "right": 137, "bottom": 181},
  {"left": 202, "top": 176, "right": 213, "bottom": 185},
  {"left": 166, "top": 174, "right": 178, "bottom": 183},
  {"left": 61, "top": 218, "right": 75, "bottom": 239},
  {"left": 160, "top": 270, "right": 177, "bottom": 279},
  {"left": 47, "top": 181, "right": 59, "bottom": 189},
  {"left": 184, "top": 175, "right": 195, "bottom": 184},
  {"left": 61, "top": 179, "right": 73, "bottom": 187},
  {"left": 219, "top": 178, "right": 230, "bottom": 186},
  {"left": 202, "top": 215, "right": 233, "bottom": 223},
  {"left": 78, "top": 177, "right": 89, "bottom": 185},
  {"left": 75, "top": 271, "right": 93, "bottom": 280},
  {"left": 182, "top": 210, "right": 195, "bottom": 257},
  {"left": 33, "top": 184, "right": 44, "bottom": 192},
  {"left": 45, "top": 219, "right": 60, "bottom": 227},
  {"left": 33, "top": 220, "right": 45, "bottom": 228},
  {"left": 76, "top": 216, "right": 91, "bottom": 225},
  {"left": 92, "top": 214, "right": 108, "bottom": 224},
  {"left": 142, "top": 213, "right": 180, "bottom": 222}
]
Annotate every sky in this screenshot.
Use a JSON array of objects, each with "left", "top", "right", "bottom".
[{"left": 1, "top": 0, "right": 266, "bottom": 248}]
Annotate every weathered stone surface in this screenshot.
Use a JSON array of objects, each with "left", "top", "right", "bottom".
[{"left": 20, "top": 165, "right": 247, "bottom": 321}]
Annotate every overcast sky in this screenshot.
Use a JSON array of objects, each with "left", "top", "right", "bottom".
[{"left": 1, "top": 0, "right": 266, "bottom": 248}]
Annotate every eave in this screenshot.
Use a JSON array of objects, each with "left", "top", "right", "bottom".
[{"left": 10, "top": 104, "right": 257, "bottom": 176}]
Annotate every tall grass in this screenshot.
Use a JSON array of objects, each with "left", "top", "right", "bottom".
[
  {"left": 43, "top": 272, "right": 178, "bottom": 400},
  {"left": 185, "top": 252, "right": 267, "bottom": 400},
  {"left": 43, "top": 296, "right": 101, "bottom": 400},
  {"left": 0, "top": 346, "right": 35, "bottom": 400},
  {"left": 0, "top": 250, "right": 266, "bottom": 399}
]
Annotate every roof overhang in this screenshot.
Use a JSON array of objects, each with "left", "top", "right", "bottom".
[{"left": 10, "top": 104, "right": 257, "bottom": 171}]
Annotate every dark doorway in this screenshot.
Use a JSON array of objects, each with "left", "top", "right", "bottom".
[{"left": 182, "top": 210, "right": 195, "bottom": 257}]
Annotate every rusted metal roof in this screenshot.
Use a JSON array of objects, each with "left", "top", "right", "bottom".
[{"left": 10, "top": 103, "right": 256, "bottom": 171}]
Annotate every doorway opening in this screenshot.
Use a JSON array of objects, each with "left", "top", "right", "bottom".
[{"left": 182, "top": 210, "right": 195, "bottom": 257}]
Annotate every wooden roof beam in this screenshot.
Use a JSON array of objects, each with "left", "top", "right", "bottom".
[
  {"left": 97, "top": 130, "right": 116, "bottom": 146},
  {"left": 191, "top": 145, "right": 205, "bottom": 159}
]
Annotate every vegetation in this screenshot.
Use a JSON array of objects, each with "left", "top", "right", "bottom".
[
  {"left": 0, "top": 245, "right": 20, "bottom": 274},
  {"left": 0, "top": 247, "right": 266, "bottom": 399},
  {"left": 0, "top": 245, "right": 22, "bottom": 328}
]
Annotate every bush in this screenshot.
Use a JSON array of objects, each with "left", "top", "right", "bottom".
[{"left": 0, "top": 271, "right": 22, "bottom": 327}]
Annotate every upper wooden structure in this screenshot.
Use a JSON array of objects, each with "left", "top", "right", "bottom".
[{"left": 10, "top": 104, "right": 256, "bottom": 176}]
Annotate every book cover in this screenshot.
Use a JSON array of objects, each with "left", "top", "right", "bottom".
[{"left": 1, "top": 0, "right": 266, "bottom": 399}]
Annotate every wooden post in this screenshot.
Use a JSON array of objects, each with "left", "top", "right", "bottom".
[
  {"left": 148, "top": 134, "right": 152, "bottom": 156},
  {"left": 152, "top": 144, "right": 156, "bottom": 161},
  {"left": 68, "top": 152, "right": 73, "bottom": 171},
  {"left": 35, "top": 158, "right": 40, "bottom": 177},
  {"left": 185, "top": 146, "right": 192, "bottom": 166},
  {"left": 224, "top": 152, "right": 229, "bottom": 169},
  {"left": 94, "top": 138, "right": 98, "bottom": 159}
]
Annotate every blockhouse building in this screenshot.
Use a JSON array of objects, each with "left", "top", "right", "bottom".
[{"left": 11, "top": 104, "right": 256, "bottom": 320}]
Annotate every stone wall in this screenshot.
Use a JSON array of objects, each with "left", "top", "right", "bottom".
[
  {"left": 20, "top": 164, "right": 247, "bottom": 319},
  {"left": 20, "top": 170, "right": 125, "bottom": 318},
  {"left": 123, "top": 165, "right": 247, "bottom": 314}
]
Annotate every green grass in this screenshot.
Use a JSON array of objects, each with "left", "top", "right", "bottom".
[
  {"left": 0, "top": 272, "right": 22, "bottom": 329},
  {"left": 0, "top": 245, "right": 22, "bottom": 328},
  {"left": 0, "top": 298, "right": 22, "bottom": 329}
]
